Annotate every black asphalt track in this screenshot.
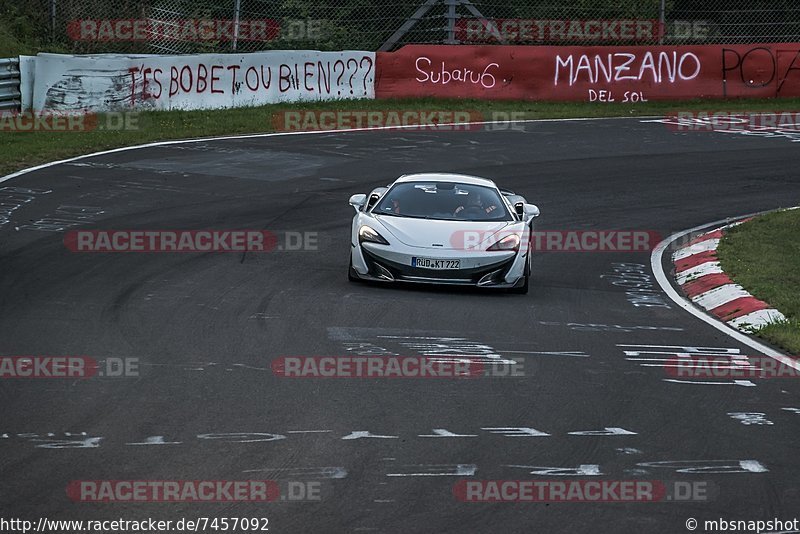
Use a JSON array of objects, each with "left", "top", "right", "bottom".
[{"left": 1, "top": 118, "right": 799, "bottom": 533}]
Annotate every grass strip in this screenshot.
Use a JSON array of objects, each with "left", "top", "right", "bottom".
[{"left": 716, "top": 209, "right": 800, "bottom": 354}]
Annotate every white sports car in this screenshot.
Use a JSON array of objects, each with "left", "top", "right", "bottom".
[{"left": 348, "top": 173, "right": 540, "bottom": 293}]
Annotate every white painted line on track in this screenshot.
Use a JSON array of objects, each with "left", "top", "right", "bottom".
[
  {"left": 616, "top": 344, "right": 739, "bottom": 350},
  {"left": 500, "top": 350, "right": 589, "bottom": 357},
  {"left": 385, "top": 464, "right": 477, "bottom": 477},
  {"left": 662, "top": 379, "right": 757, "bottom": 387},
  {"left": 651, "top": 213, "right": 800, "bottom": 373}
]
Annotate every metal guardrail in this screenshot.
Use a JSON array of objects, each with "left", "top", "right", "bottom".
[{"left": 0, "top": 58, "right": 22, "bottom": 112}]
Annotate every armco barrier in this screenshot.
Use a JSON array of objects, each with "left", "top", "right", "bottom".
[
  {"left": 0, "top": 58, "right": 22, "bottom": 111},
  {"left": 376, "top": 44, "right": 800, "bottom": 101},
  {"left": 28, "top": 51, "right": 375, "bottom": 112}
]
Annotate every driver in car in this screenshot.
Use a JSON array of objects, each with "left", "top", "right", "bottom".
[{"left": 454, "top": 191, "right": 498, "bottom": 217}]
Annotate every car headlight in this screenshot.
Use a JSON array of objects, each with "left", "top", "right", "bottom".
[
  {"left": 487, "top": 233, "right": 520, "bottom": 251},
  {"left": 359, "top": 225, "right": 390, "bottom": 245}
]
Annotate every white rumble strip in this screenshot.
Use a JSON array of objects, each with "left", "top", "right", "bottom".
[{"left": 671, "top": 224, "right": 786, "bottom": 333}]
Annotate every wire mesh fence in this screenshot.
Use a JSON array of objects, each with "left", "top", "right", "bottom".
[{"left": 24, "top": 0, "right": 800, "bottom": 54}]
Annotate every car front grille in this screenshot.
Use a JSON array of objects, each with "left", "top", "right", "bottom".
[{"left": 362, "top": 249, "right": 513, "bottom": 284}]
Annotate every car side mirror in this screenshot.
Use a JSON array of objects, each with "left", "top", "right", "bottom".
[
  {"left": 523, "top": 203, "right": 540, "bottom": 220},
  {"left": 349, "top": 194, "right": 367, "bottom": 211}
]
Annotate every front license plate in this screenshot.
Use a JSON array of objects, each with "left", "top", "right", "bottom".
[{"left": 412, "top": 257, "right": 460, "bottom": 269}]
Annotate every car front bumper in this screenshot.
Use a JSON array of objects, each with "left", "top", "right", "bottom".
[{"left": 351, "top": 242, "right": 527, "bottom": 288}]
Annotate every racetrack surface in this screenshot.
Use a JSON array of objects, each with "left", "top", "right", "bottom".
[{"left": 1, "top": 118, "right": 799, "bottom": 533}]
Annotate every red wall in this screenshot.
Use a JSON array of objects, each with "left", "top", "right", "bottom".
[{"left": 376, "top": 44, "right": 800, "bottom": 101}]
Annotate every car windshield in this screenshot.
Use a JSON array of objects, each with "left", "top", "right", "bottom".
[{"left": 372, "top": 182, "right": 512, "bottom": 221}]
